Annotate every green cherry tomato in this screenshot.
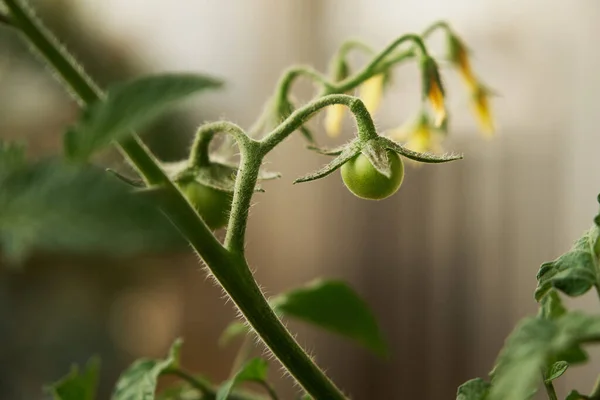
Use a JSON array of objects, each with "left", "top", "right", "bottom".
[
  {"left": 179, "top": 181, "right": 233, "bottom": 230},
  {"left": 341, "top": 150, "right": 404, "bottom": 200}
]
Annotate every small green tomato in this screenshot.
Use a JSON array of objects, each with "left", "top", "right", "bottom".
[
  {"left": 341, "top": 150, "right": 404, "bottom": 200},
  {"left": 179, "top": 181, "right": 233, "bottom": 230}
]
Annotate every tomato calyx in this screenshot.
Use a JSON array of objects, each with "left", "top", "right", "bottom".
[
  {"left": 295, "top": 136, "right": 462, "bottom": 186},
  {"left": 164, "top": 157, "right": 280, "bottom": 194}
]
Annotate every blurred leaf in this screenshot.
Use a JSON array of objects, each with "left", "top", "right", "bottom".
[
  {"left": 46, "top": 357, "right": 100, "bottom": 400},
  {"left": 217, "top": 358, "right": 276, "bottom": 400},
  {"left": 0, "top": 158, "right": 183, "bottom": 263},
  {"left": 219, "top": 321, "right": 249, "bottom": 347},
  {"left": 545, "top": 361, "right": 568, "bottom": 383},
  {"left": 538, "top": 290, "right": 566, "bottom": 320},
  {"left": 538, "top": 290, "right": 589, "bottom": 366},
  {"left": 0, "top": 140, "right": 25, "bottom": 180},
  {"left": 488, "top": 313, "right": 600, "bottom": 400},
  {"left": 112, "top": 338, "right": 182, "bottom": 400},
  {"left": 156, "top": 383, "right": 203, "bottom": 400},
  {"left": 535, "top": 226, "right": 599, "bottom": 301},
  {"left": 456, "top": 378, "right": 490, "bottom": 400},
  {"left": 270, "top": 279, "right": 388, "bottom": 357},
  {"left": 276, "top": 96, "right": 314, "bottom": 143},
  {"left": 64, "top": 73, "right": 223, "bottom": 160},
  {"left": 565, "top": 390, "right": 586, "bottom": 400}
]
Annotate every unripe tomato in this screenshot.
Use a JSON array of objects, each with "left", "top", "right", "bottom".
[
  {"left": 341, "top": 150, "right": 404, "bottom": 200},
  {"left": 178, "top": 181, "right": 233, "bottom": 230}
]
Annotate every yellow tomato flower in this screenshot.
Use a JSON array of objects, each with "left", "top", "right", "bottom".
[
  {"left": 323, "top": 73, "right": 386, "bottom": 137},
  {"left": 324, "top": 104, "right": 346, "bottom": 137},
  {"left": 448, "top": 34, "right": 477, "bottom": 90},
  {"left": 389, "top": 113, "right": 444, "bottom": 156},
  {"left": 472, "top": 85, "right": 495, "bottom": 137},
  {"left": 359, "top": 74, "right": 385, "bottom": 114},
  {"left": 422, "top": 57, "right": 447, "bottom": 128}
]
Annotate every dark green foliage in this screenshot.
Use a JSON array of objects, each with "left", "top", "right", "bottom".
[
  {"left": 456, "top": 378, "right": 490, "bottom": 400},
  {"left": 222, "top": 279, "right": 387, "bottom": 357},
  {"left": 46, "top": 358, "right": 100, "bottom": 400},
  {"left": 270, "top": 279, "right": 388, "bottom": 357},
  {"left": 112, "top": 339, "right": 182, "bottom": 400},
  {"left": 488, "top": 313, "right": 600, "bottom": 400},
  {"left": 0, "top": 153, "right": 183, "bottom": 263},
  {"left": 535, "top": 227, "right": 599, "bottom": 302},
  {"left": 64, "top": 74, "right": 223, "bottom": 161}
]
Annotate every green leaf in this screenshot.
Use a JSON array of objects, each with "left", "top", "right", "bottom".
[
  {"left": 46, "top": 357, "right": 100, "bottom": 400},
  {"left": 0, "top": 140, "right": 26, "bottom": 180},
  {"left": 456, "top": 378, "right": 490, "bottom": 400},
  {"left": 488, "top": 313, "right": 600, "bottom": 400},
  {"left": 112, "top": 338, "right": 182, "bottom": 400},
  {"left": 216, "top": 358, "right": 273, "bottom": 400},
  {"left": 565, "top": 390, "right": 586, "bottom": 400},
  {"left": 535, "top": 227, "right": 599, "bottom": 301},
  {"left": 270, "top": 279, "right": 388, "bottom": 357},
  {"left": 545, "top": 361, "right": 568, "bottom": 383},
  {"left": 0, "top": 158, "right": 183, "bottom": 263},
  {"left": 64, "top": 73, "right": 223, "bottom": 160},
  {"left": 538, "top": 290, "right": 566, "bottom": 320}
]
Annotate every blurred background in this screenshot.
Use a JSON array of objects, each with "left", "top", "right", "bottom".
[{"left": 1, "top": 0, "right": 600, "bottom": 399}]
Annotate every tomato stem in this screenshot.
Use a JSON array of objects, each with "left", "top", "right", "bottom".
[
  {"left": 189, "top": 121, "right": 252, "bottom": 167},
  {"left": 260, "top": 94, "right": 377, "bottom": 154},
  {"left": 4, "top": 1, "right": 349, "bottom": 398}
]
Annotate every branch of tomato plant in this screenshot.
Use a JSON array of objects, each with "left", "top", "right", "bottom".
[
  {"left": 3, "top": 1, "right": 362, "bottom": 398},
  {"left": 541, "top": 371, "right": 558, "bottom": 400},
  {"left": 162, "top": 367, "right": 261, "bottom": 400},
  {"left": 189, "top": 122, "right": 251, "bottom": 167},
  {"left": 222, "top": 93, "right": 377, "bottom": 254}
]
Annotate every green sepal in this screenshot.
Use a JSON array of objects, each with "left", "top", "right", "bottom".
[
  {"left": 306, "top": 143, "right": 348, "bottom": 156},
  {"left": 379, "top": 136, "right": 462, "bottom": 163},
  {"left": 294, "top": 143, "right": 361, "bottom": 184},
  {"left": 360, "top": 139, "right": 392, "bottom": 178},
  {"left": 105, "top": 169, "right": 144, "bottom": 188},
  {"left": 297, "top": 135, "right": 461, "bottom": 185},
  {"left": 164, "top": 158, "right": 280, "bottom": 194}
]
